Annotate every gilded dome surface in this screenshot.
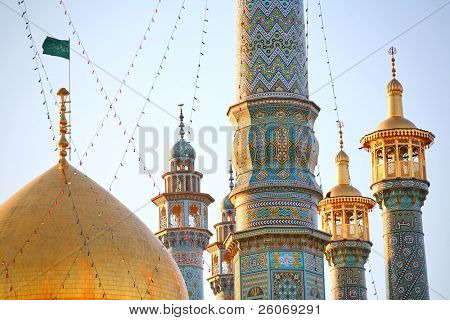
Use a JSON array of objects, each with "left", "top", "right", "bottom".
[
  {"left": 377, "top": 116, "right": 416, "bottom": 130},
  {"left": 326, "top": 184, "right": 362, "bottom": 198},
  {"left": 0, "top": 164, "right": 188, "bottom": 300},
  {"left": 169, "top": 139, "right": 196, "bottom": 160}
]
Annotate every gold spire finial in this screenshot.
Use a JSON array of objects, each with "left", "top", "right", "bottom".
[
  {"left": 178, "top": 103, "right": 185, "bottom": 140},
  {"left": 229, "top": 160, "right": 234, "bottom": 191},
  {"left": 388, "top": 46, "right": 397, "bottom": 79},
  {"left": 337, "top": 121, "right": 344, "bottom": 151},
  {"left": 57, "top": 88, "right": 70, "bottom": 170}
]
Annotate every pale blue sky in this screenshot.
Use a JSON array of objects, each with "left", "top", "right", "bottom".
[{"left": 0, "top": 0, "right": 449, "bottom": 300}]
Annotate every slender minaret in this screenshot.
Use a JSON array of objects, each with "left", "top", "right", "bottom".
[
  {"left": 226, "top": 0, "right": 330, "bottom": 300},
  {"left": 319, "top": 125, "right": 375, "bottom": 299},
  {"left": 360, "top": 48, "right": 434, "bottom": 299},
  {"left": 152, "top": 105, "right": 214, "bottom": 300},
  {"left": 206, "top": 163, "right": 236, "bottom": 300}
]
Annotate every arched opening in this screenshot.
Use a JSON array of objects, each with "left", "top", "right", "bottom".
[
  {"left": 386, "top": 146, "right": 396, "bottom": 178},
  {"left": 399, "top": 145, "right": 410, "bottom": 176},
  {"left": 186, "top": 160, "right": 191, "bottom": 171},
  {"left": 412, "top": 146, "right": 420, "bottom": 177},
  {"left": 178, "top": 176, "right": 184, "bottom": 192},
  {"left": 221, "top": 260, "right": 231, "bottom": 274},
  {"left": 176, "top": 160, "right": 183, "bottom": 171},
  {"left": 375, "top": 149, "right": 384, "bottom": 181},
  {"left": 334, "top": 210, "right": 342, "bottom": 239},
  {"left": 170, "top": 203, "right": 182, "bottom": 227},
  {"left": 188, "top": 203, "right": 200, "bottom": 227}
]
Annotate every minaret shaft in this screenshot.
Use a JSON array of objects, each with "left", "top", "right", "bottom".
[
  {"left": 226, "top": 0, "right": 329, "bottom": 300},
  {"left": 387, "top": 94, "right": 404, "bottom": 118},
  {"left": 336, "top": 162, "right": 350, "bottom": 185}
]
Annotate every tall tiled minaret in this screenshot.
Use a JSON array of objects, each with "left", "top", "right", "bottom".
[
  {"left": 319, "top": 127, "right": 375, "bottom": 299},
  {"left": 152, "top": 106, "right": 214, "bottom": 300},
  {"left": 360, "top": 48, "right": 434, "bottom": 299},
  {"left": 226, "top": 0, "right": 330, "bottom": 300},
  {"left": 207, "top": 163, "right": 236, "bottom": 300}
]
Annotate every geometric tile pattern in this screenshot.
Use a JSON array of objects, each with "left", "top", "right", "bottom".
[
  {"left": 179, "top": 266, "right": 204, "bottom": 300},
  {"left": 229, "top": 0, "right": 327, "bottom": 302},
  {"left": 238, "top": 250, "right": 325, "bottom": 300},
  {"left": 241, "top": 253, "right": 268, "bottom": 274},
  {"left": 374, "top": 181, "right": 430, "bottom": 299},
  {"left": 237, "top": 0, "right": 308, "bottom": 100},
  {"left": 272, "top": 271, "right": 304, "bottom": 300}
]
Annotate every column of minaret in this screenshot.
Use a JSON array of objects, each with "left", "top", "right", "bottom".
[
  {"left": 360, "top": 48, "right": 434, "bottom": 299},
  {"left": 318, "top": 127, "right": 375, "bottom": 300},
  {"left": 152, "top": 105, "right": 214, "bottom": 300},
  {"left": 206, "top": 163, "right": 236, "bottom": 300}
]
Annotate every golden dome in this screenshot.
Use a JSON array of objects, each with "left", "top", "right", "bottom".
[
  {"left": 326, "top": 184, "right": 362, "bottom": 198},
  {"left": 377, "top": 116, "right": 416, "bottom": 130},
  {"left": 0, "top": 164, "right": 188, "bottom": 300}
]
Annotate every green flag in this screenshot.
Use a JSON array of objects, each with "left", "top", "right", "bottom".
[{"left": 42, "top": 37, "right": 70, "bottom": 60}]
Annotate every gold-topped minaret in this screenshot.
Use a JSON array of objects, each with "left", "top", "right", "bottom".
[
  {"left": 319, "top": 123, "right": 375, "bottom": 299},
  {"left": 207, "top": 162, "right": 236, "bottom": 300},
  {"left": 361, "top": 48, "right": 435, "bottom": 299}
]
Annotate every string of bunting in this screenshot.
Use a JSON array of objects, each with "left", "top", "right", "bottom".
[
  {"left": 57, "top": 0, "right": 162, "bottom": 193},
  {"left": 17, "top": 0, "right": 57, "bottom": 149},
  {"left": 74, "top": 0, "right": 163, "bottom": 168},
  {"left": 367, "top": 258, "right": 379, "bottom": 299},
  {"left": 316, "top": 1, "right": 380, "bottom": 298},
  {"left": 317, "top": 0, "right": 341, "bottom": 124},
  {"left": 108, "top": 0, "right": 188, "bottom": 193},
  {"left": 187, "top": 0, "right": 209, "bottom": 136}
]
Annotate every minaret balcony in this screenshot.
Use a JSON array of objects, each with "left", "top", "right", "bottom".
[{"left": 360, "top": 129, "right": 434, "bottom": 185}]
